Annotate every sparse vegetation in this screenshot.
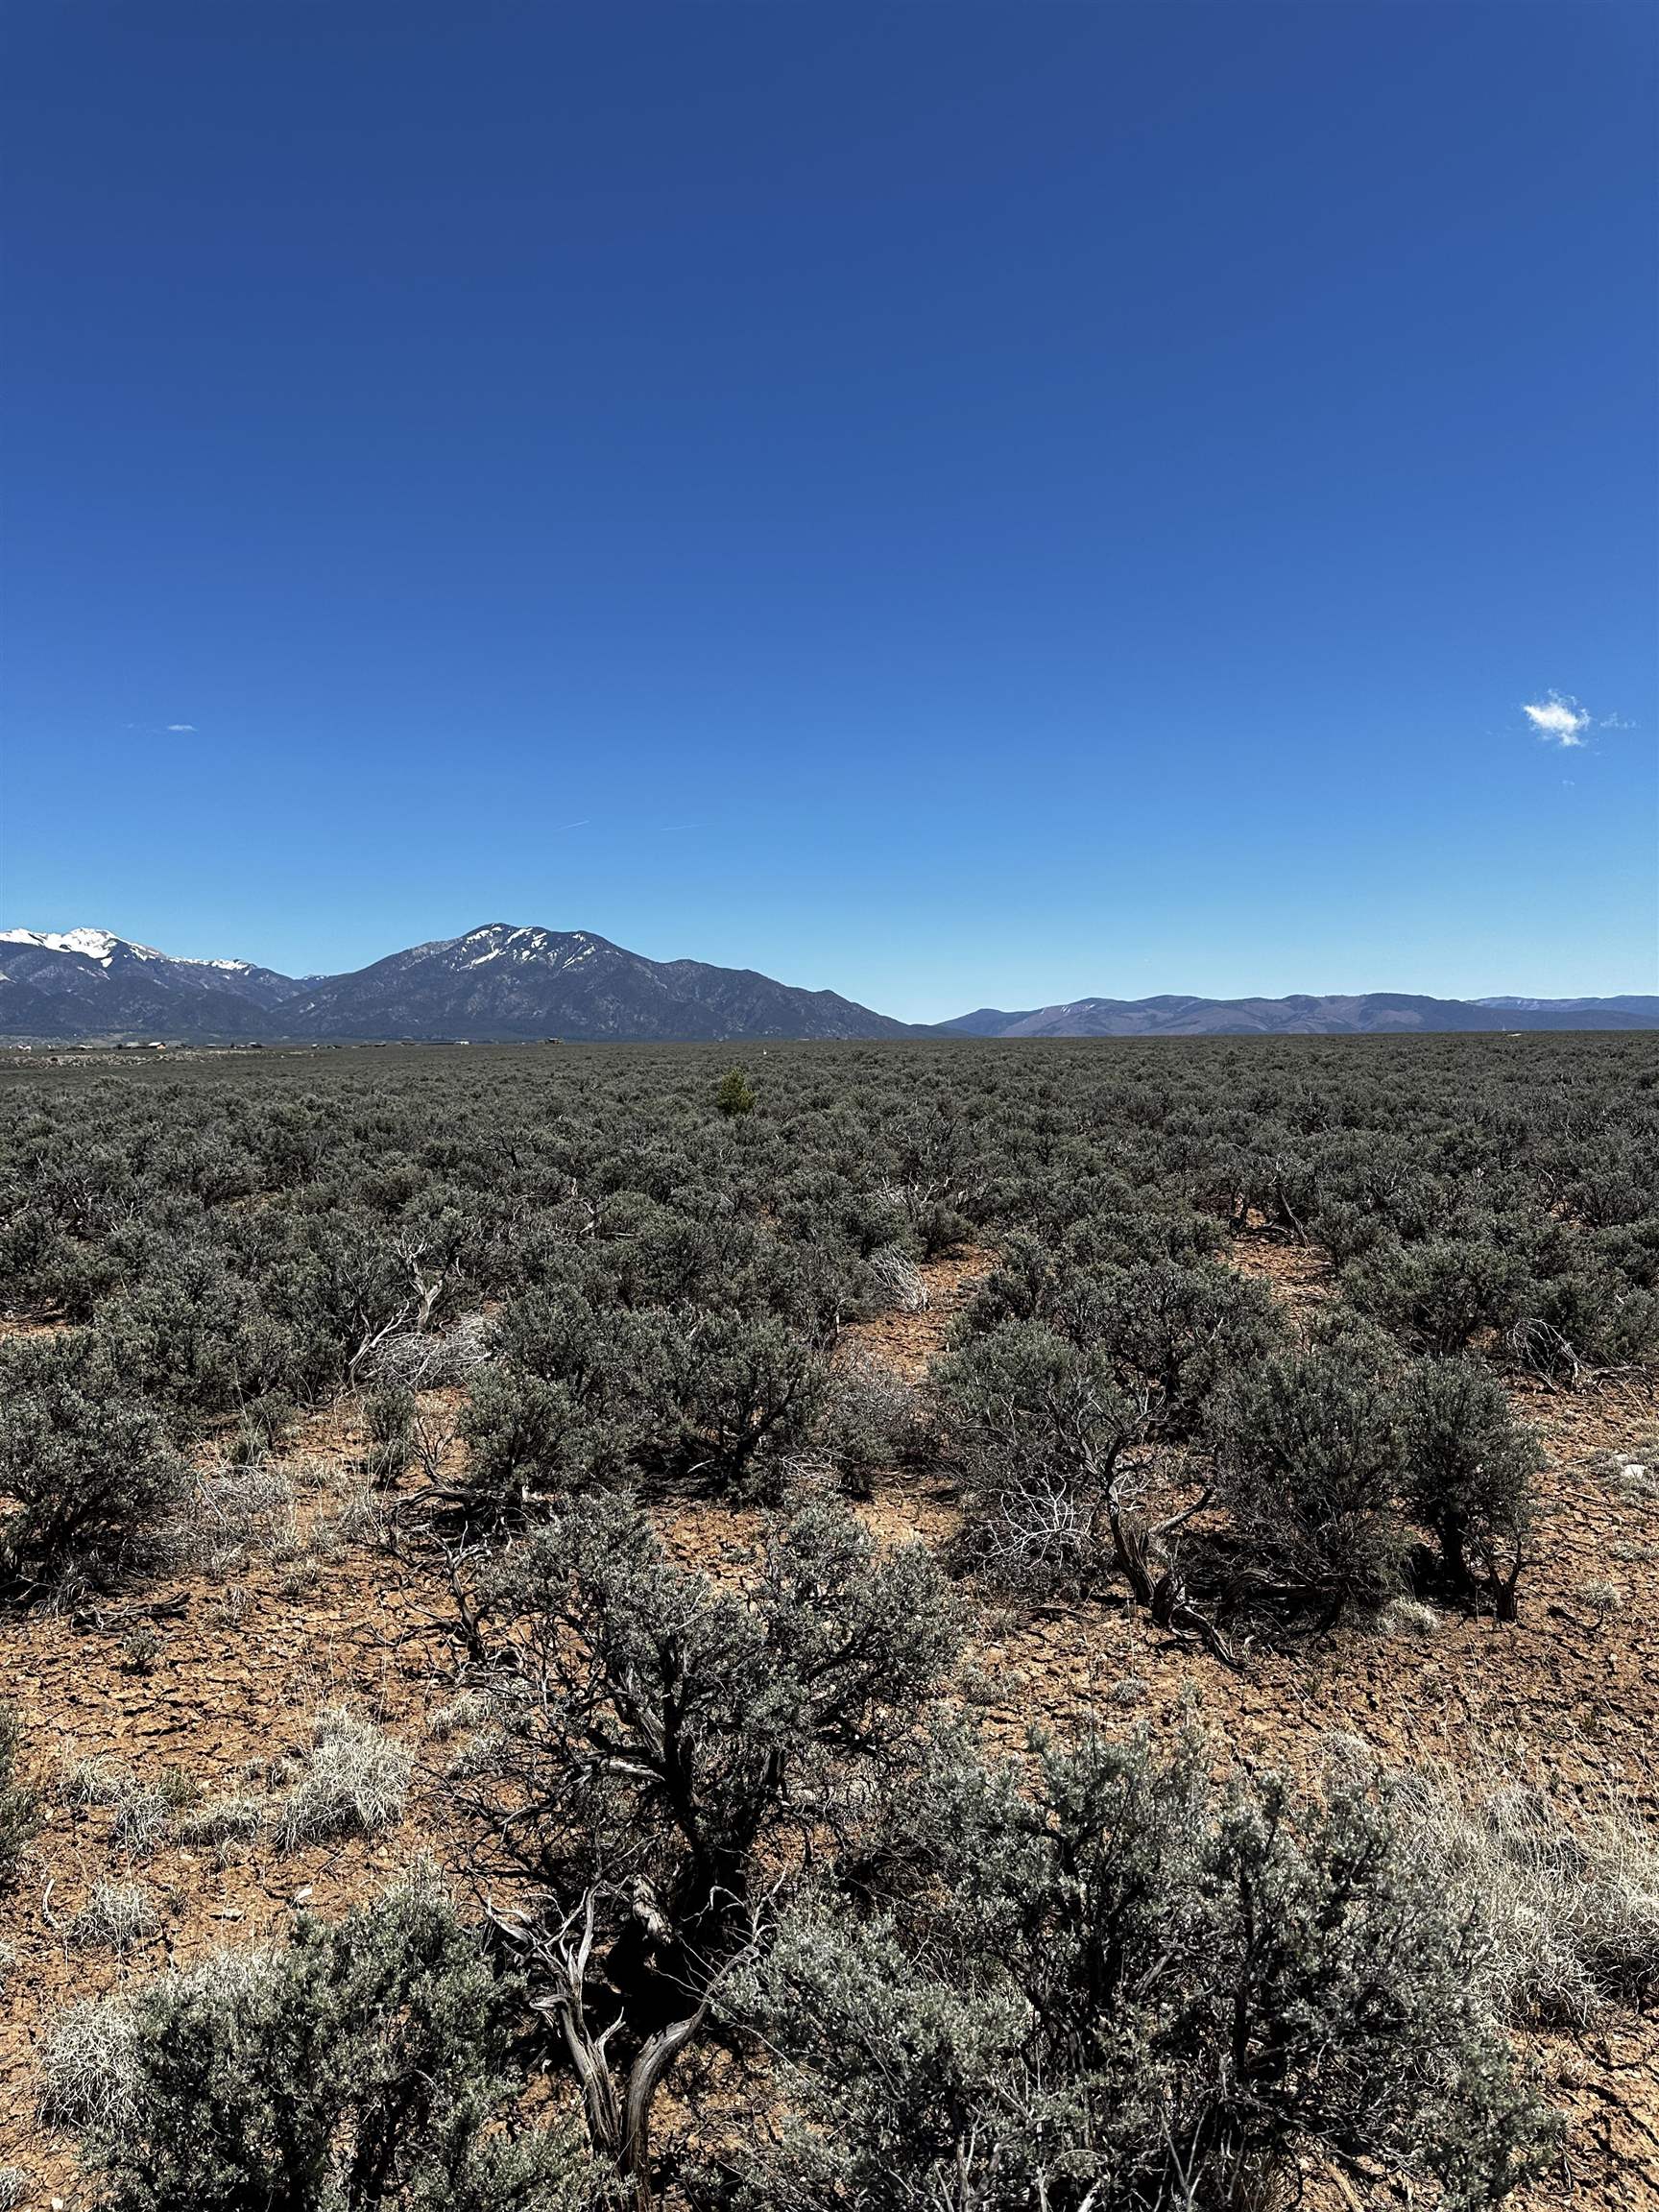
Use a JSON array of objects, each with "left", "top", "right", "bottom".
[
  {"left": 2, "top": 1034, "right": 1656, "bottom": 2204},
  {"left": 61, "top": 1758, "right": 192, "bottom": 1855}
]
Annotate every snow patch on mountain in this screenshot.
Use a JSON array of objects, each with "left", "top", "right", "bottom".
[{"left": 0, "top": 926, "right": 164, "bottom": 964}]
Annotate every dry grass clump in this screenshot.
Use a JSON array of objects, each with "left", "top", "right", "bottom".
[
  {"left": 426, "top": 1689, "right": 493, "bottom": 1743},
  {"left": 1382, "top": 1758, "right": 1659, "bottom": 2026},
  {"left": 190, "top": 1460, "right": 300, "bottom": 1566},
  {"left": 40, "top": 1997, "right": 139, "bottom": 2133},
  {"left": 1380, "top": 1595, "right": 1440, "bottom": 1639},
  {"left": 61, "top": 1755, "right": 126, "bottom": 1809},
  {"left": 275, "top": 1707, "right": 412, "bottom": 1848},
  {"left": 68, "top": 1881, "right": 160, "bottom": 1954},
  {"left": 171, "top": 1792, "right": 270, "bottom": 1850},
  {"left": 61, "top": 1757, "right": 192, "bottom": 1854},
  {"left": 316, "top": 1477, "right": 400, "bottom": 1552},
  {"left": 43, "top": 1952, "right": 272, "bottom": 2142},
  {"left": 54, "top": 1711, "right": 415, "bottom": 1866},
  {"left": 0, "top": 2166, "right": 28, "bottom": 2210}
]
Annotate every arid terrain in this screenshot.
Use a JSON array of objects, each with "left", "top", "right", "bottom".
[{"left": 1, "top": 1038, "right": 1655, "bottom": 2210}]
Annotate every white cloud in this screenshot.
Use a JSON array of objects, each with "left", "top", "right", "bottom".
[
  {"left": 167, "top": 722, "right": 196, "bottom": 733},
  {"left": 1522, "top": 692, "right": 1591, "bottom": 747}
]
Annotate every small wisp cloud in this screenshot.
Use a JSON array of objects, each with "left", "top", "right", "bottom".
[{"left": 1522, "top": 692, "right": 1591, "bottom": 747}]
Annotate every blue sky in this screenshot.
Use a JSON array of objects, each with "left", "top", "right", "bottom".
[{"left": 4, "top": 1, "right": 1654, "bottom": 1020}]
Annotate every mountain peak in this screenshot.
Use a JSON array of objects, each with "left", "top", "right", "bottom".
[
  {"left": 437, "top": 924, "right": 613, "bottom": 974},
  {"left": 0, "top": 926, "right": 160, "bottom": 965}
]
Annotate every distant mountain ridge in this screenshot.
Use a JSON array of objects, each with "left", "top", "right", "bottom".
[
  {"left": 1475, "top": 996, "right": 1659, "bottom": 1016},
  {"left": 2, "top": 925, "right": 1654, "bottom": 1044},
  {"left": 933, "top": 993, "right": 1659, "bottom": 1037}
]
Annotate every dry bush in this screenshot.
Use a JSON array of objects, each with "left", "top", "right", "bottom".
[
  {"left": 973, "top": 1467, "right": 1101, "bottom": 1591},
  {"left": 275, "top": 1707, "right": 412, "bottom": 1848},
  {"left": 867, "top": 1244, "right": 928, "bottom": 1312},
  {"left": 361, "top": 1313, "right": 492, "bottom": 1390}
]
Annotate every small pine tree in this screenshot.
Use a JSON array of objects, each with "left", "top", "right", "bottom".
[{"left": 715, "top": 1067, "right": 757, "bottom": 1118}]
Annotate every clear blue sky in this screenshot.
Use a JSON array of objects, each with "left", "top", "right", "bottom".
[{"left": 4, "top": 1, "right": 1654, "bottom": 1019}]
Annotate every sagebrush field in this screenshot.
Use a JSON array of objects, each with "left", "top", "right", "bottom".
[{"left": 0, "top": 1036, "right": 1655, "bottom": 2211}]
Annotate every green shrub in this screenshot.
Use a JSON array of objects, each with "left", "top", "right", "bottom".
[
  {"left": 62, "top": 1880, "right": 597, "bottom": 2211},
  {"left": 931, "top": 1319, "right": 1146, "bottom": 1592},
  {"left": 715, "top": 1067, "right": 757, "bottom": 1118},
  {"left": 1343, "top": 1236, "right": 1527, "bottom": 1356},
  {"left": 458, "top": 1290, "right": 666, "bottom": 1521},
  {"left": 361, "top": 1383, "right": 416, "bottom": 1481},
  {"left": 1397, "top": 1357, "right": 1542, "bottom": 1617},
  {"left": 0, "top": 1333, "right": 186, "bottom": 1595},
  {"left": 1211, "top": 1347, "right": 1407, "bottom": 1623},
  {"left": 657, "top": 1306, "right": 827, "bottom": 1499},
  {"left": 735, "top": 1730, "right": 1553, "bottom": 2212},
  {"left": 465, "top": 1492, "right": 958, "bottom": 2203}
]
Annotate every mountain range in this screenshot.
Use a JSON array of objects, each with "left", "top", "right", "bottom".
[
  {"left": 938, "top": 993, "right": 1659, "bottom": 1038},
  {"left": 2, "top": 926, "right": 1655, "bottom": 1046}
]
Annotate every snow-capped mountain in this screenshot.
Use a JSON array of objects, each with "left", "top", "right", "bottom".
[
  {"left": 4, "top": 924, "right": 1654, "bottom": 1045},
  {"left": 0, "top": 927, "right": 152, "bottom": 964},
  {"left": 0, "top": 923, "right": 913, "bottom": 1043},
  {"left": 278, "top": 924, "right": 915, "bottom": 1042},
  {"left": 0, "top": 928, "right": 300, "bottom": 1039},
  {"left": 0, "top": 928, "right": 298, "bottom": 1007}
]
